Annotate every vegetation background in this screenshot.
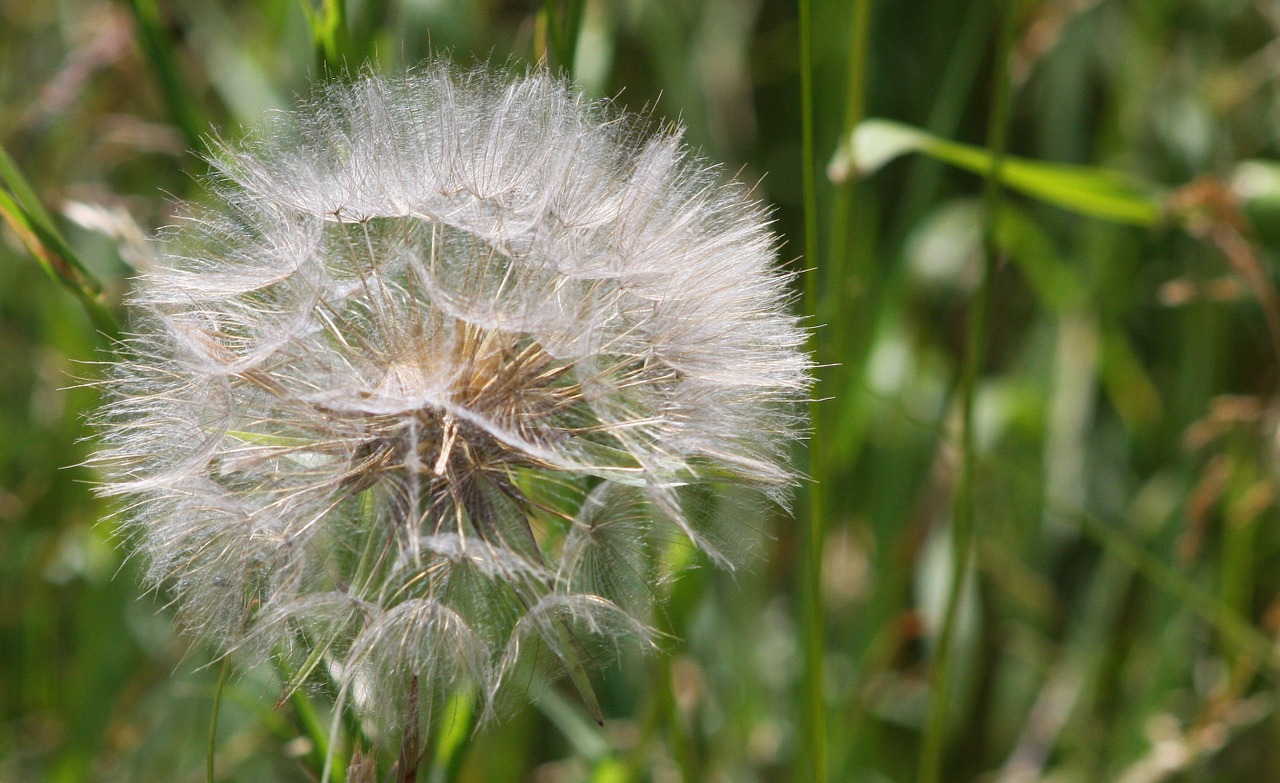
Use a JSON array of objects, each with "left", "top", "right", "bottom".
[{"left": 5, "top": 0, "right": 1280, "bottom": 781}]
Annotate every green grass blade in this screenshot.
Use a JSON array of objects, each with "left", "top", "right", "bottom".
[
  {"left": 824, "top": 0, "right": 876, "bottom": 469},
  {"left": 797, "top": 0, "right": 828, "bottom": 781},
  {"left": 0, "top": 142, "right": 60, "bottom": 230},
  {"left": 537, "top": 689, "right": 610, "bottom": 761},
  {"left": 428, "top": 690, "right": 477, "bottom": 783},
  {"left": 0, "top": 143, "right": 119, "bottom": 333},
  {"left": 124, "top": 0, "right": 206, "bottom": 154},
  {"left": 918, "top": 4, "right": 1019, "bottom": 782},
  {"left": 272, "top": 645, "right": 351, "bottom": 782},
  {"left": 540, "top": 0, "right": 587, "bottom": 74},
  {"left": 299, "top": 0, "right": 351, "bottom": 73},
  {"left": 1074, "top": 511, "right": 1278, "bottom": 675},
  {"left": 207, "top": 657, "right": 230, "bottom": 783},
  {"left": 833, "top": 119, "right": 1163, "bottom": 226}
]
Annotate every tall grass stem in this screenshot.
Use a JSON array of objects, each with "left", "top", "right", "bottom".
[
  {"left": 917, "top": 3, "right": 1018, "bottom": 782},
  {"left": 798, "top": 0, "right": 827, "bottom": 781}
]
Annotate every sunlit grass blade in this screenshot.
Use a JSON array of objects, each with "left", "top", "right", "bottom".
[
  {"left": 427, "top": 690, "right": 477, "bottom": 783},
  {"left": 833, "top": 118, "right": 1163, "bottom": 226},
  {"left": 587, "top": 758, "right": 630, "bottom": 783},
  {"left": 537, "top": 689, "right": 610, "bottom": 762},
  {"left": 0, "top": 143, "right": 118, "bottom": 332},
  {"left": 299, "top": 0, "right": 351, "bottom": 72}
]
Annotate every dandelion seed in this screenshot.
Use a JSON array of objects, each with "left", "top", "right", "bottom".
[{"left": 91, "top": 63, "right": 811, "bottom": 767}]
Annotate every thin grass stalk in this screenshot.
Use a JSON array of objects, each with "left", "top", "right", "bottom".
[
  {"left": 302, "top": 692, "right": 348, "bottom": 782},
  {"left": 661, "top": 654, "right": 700, "bottom": 782},
  {"left": 824, "top": 0, "right": 874, "bottom": 471},
  {"left": 889, "top": 0, "right": 991, "bottom": 247},
  {"left": 917, "top": 4, "right": 1018, "bottom": 782},
  {"left": 656, "top": 540, "right": 705, "bottom": 781},
  {"left": 827, "top": 0, "right": 873, "bottom": 280},
  {"left": 625, "top": 562, "right": 700, "bottom": 781},
  {"left": 275, "top": 649, "right": 349, "bottom": 782},
  {"left": 797, "top": 0, "right": 827, "bottom": 781},
  {"left": 207, "top": 657, "right": 230, "bottom": 783},
  {"left": 0, "top": 142, "right": 119, "bottom": 333},
  {"left": 824, "top": 3, "right": 874, "bottom": 771}
]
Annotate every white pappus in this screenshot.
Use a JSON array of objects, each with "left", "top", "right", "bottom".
[{"left": 90, "top": 63, "right": 812, "bottom": 769}]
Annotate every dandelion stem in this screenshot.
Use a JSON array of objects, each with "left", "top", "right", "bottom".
[
  {"left": 918, "top": 4, "right": 1018, "bottom": 782},
  {"left": 822, "top": 0, "right": 875, "bottom": 478}
]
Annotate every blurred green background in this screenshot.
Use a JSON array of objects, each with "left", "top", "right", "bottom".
[{"left": 6, "top": 0, "right": 1280, "bottom": 781}]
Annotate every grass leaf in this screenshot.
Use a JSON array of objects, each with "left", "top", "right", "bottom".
[
  {"left": 0, "top": 143, "right": 118, "bottom": 332},
  {"left": 833, "top": 118, "right": 1164, "bottom": 226}
]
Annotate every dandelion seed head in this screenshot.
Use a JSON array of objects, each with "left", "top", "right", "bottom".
[{"left": 92, "top": 63, "right": 810, "bottom": 744}]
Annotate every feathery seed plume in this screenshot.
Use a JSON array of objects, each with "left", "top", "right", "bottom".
[{"left": 92, "top": 63, "right": 810, "bottom": 762}]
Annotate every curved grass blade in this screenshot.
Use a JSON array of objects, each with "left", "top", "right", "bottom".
[
  {"left": 831, "top": 118, "right": 1163, "bottom": 227},
  {"left": 0, "top": 143, "right": 119, "bottom": 333}
]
